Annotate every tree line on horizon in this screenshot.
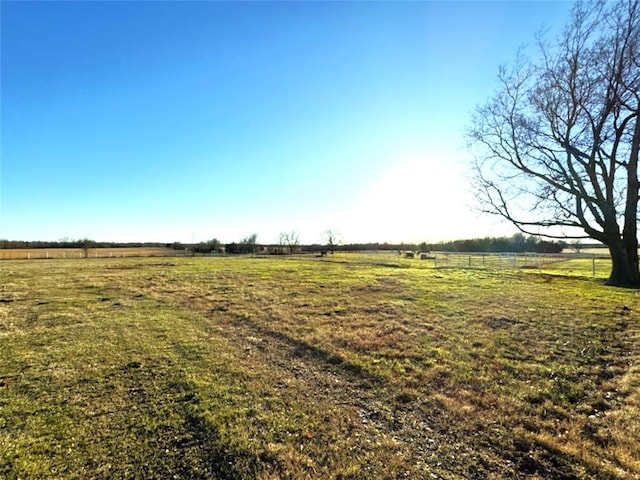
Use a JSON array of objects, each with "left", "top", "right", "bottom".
[
  {"left": 0, "top": 239, "right": 169, "bottom": 250},
  {"left": 0, "top": 234, "right": 573, "bottom": 255}
]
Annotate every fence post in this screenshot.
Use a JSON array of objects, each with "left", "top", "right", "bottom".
[{"left": 592, "top": 254, "right": 596, "bottom": 277}]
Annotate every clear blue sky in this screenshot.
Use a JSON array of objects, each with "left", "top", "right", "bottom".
[{"left": 1, "top": 1, "right": 573, "bottom": 245}]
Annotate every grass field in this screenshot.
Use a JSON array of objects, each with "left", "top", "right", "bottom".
[{"left": 1, "top": 253, "right": 639, "bottom": 479}]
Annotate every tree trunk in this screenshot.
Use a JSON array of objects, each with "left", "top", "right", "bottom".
[
  {"left": 607, "top": 238, "right": 640, "bottom": 288},
  {"left": 611, "top": 110, "right": 640, "bottom": 288}
]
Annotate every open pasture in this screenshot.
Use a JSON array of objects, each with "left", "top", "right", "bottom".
[{"left": 1, "top": 254, "right": 639, "bottom": 479}]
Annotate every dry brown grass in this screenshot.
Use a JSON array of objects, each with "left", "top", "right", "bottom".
[{"left": 1, "top": 254, "right": 639, "bottom": 479}]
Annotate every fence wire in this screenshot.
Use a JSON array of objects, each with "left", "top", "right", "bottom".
[{"left": 432, "top": 252, "right": 611, "bottom": 278}]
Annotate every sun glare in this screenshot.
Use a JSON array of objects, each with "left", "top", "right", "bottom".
[{"left": 334, "top": 155, "right": 477, "bottom": 243}]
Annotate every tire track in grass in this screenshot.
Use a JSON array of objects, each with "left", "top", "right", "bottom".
[
  {"left": 134, "top": 279, "right": 524, "bottom": 478},
  {"left": 87, "top": 258, "right": 640, "bottom": 478}
]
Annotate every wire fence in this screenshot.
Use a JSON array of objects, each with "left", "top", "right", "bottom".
[
  {"left": 0, "top": 248, "right": 613, "bottom": 279},
  {"left": 0, "top": 248, "right": 187, "bottom": 260},
  {"left": 432, "top": 251, "right": 612, "bottom": 278}
]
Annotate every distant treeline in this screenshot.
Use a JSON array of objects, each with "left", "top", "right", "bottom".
[
  {"left": 177, "top": 235, "right": 569, "bottom": 254},
  {"left": 302, "top": 235, "right": 569, "bottom": 254},
  {"left": 1, "top": 234, "right": 574, "bottom": 254},
  {"left": 432, "top": 235, "right": 568, "bottom": 254},
  {"left": 0, "top": 239, "right": 168, "bottom": 249},
  {"left": 305, "top": 235, "right": 568, "bottom": 254}
]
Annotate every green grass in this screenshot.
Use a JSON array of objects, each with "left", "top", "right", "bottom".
[{"left": 1, "top": 254, "right": 639, "bottom": 479}]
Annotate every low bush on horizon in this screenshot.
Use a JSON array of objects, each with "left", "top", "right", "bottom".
[{"left": 1, "top": 254, "right": 638, "bottom": 479}]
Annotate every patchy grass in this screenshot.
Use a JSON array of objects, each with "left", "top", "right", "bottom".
[{"left": 1, "top": 254, "right": 638, "bottom": 479}]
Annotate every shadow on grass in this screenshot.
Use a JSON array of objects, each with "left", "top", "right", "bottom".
[
  {"left": 82, "top": 361, "right": 264, "bottom": 480},
  {"left": 232, "top": 314, "right": 385, "bottom": 387}
]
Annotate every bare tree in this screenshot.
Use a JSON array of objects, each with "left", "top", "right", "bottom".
[
  {"left": 239, "top": 233, "right": 258, "bottom": 254},
  {"left": 468, "top": 0, "right": 640, "bottom": 287},
  {"left": 280, "top": 230, "right": 300, "bottom": 254},
  {"left": 323, "top": 229, "right": 340, "bottom": 254},
  {"left": 571, "top": 240, "right": 583, "bottom": 254},
  {"left": 80, "top": 238, "right": 94, "bottom": 259},
  {"left": 278, "top": 232, "right": 287, "bottom": 254}
]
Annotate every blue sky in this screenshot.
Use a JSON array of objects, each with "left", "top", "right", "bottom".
[{"left": 1, "top": 1, "right": 573, "bottom": 244}]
